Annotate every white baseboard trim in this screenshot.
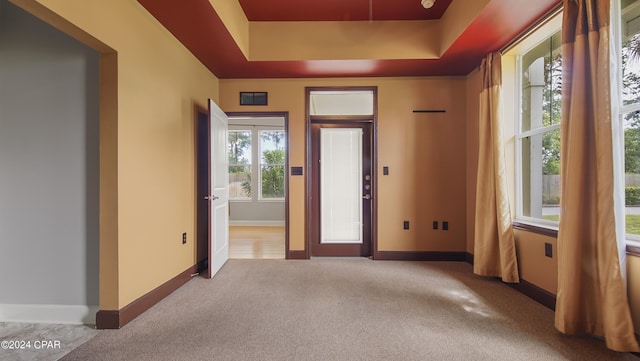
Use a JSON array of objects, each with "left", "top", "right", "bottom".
[
  {"left": 0, "top": 304, "right": 98, "bottom": 325},
  {"left": 229, "top": 220, "right": 285, "bottom": 227}
]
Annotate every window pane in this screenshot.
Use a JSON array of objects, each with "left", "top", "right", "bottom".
[
  {"left": 229, "top": 130, "right": 252, "bottom": 199},
  {"left": 625, "top": 110, "right": 640, "bottom": 235},
  {"left": 518, "top": 28, "right": 562, "bottom": 222},
  {"left": 520, "top": 31, "right": 562, "bottom": 133},
  {"left": 622, "top": 1, "right": 640, "bottom": 106},
  {"left": 622, "top": 0, "right": 640, "bottom": 236},
  {"left": 309, "top": 90, "right": 374, "bottom": 115},
  {"left": 260, "top": 130, "right": 285, "bottom": 199},
  {"left": 521, "top": 129, "right": 561, "bottom": 221}
]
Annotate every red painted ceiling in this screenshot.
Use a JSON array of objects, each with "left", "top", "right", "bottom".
[
  {"left": 137, "top": 0, "right": 562, "bottom": 79},
  {"left": 238, "top": 0, "right": 453, "bottom": 21}
]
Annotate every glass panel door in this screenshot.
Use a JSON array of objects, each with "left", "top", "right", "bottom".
[{"left": 320, "top": 128, "right": 363, "bottom": 244}]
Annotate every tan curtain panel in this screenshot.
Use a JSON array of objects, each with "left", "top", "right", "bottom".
[
  {"left": 555, "top": 0, "right": 639, "bottom": 352},
  {"left": 473, "top": 52, "right": 519, "bottom": 283}
]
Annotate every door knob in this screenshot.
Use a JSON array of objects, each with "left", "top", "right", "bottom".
[
  {"left": 362, "top": 194, "right": 371, "bottom": 200},
  {"left": 204, "top": 195, "right": 219, "bottom": 200}
]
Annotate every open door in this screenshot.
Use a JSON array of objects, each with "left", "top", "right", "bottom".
[{"left": 205, "top": 99, "right": 229, "bottom": 278}]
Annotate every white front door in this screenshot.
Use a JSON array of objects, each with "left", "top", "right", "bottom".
[{"left": 207, "top": 99, "right": 229, "bottom": 278}]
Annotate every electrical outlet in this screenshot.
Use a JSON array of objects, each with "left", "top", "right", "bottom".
[
  {"left": 545, "top": 242, "right": 552, "bottom": 258},
  {"left": 403, "top": 221, "right": 409, "bottom": 230},
  {"left": 182, "top": 232, "right": 187, "bottom": 244},
  {"left": 442, "top": 221, "right": 449, "bottom": 231},
  {"left": 432, "top": 221, "right": 438, "bottom": 230},
  {"left": 383, "top": 166, "right": 389, "bottom": 175}
]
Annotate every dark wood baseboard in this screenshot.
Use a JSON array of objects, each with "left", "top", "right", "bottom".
[
  {"left": 374, "top": 251, "right": 467, "bottom": 261},
  {"left": 463, "top": 252, "right": 557, "bottom": 311},
  {"left": 96, "top": 265, "right": 197, "bottom": 329},
  {"left": 465, "top": 252, "right": 474, "bottom": 265},
  {"left": 287, "top": 250, "right": 308, "bottom": 259},
  {"left": 507, "top": 278, "right": 557, "bottom": 311},
  {"left": 95, "top": 310, "right": 119, "bottom": 329}
]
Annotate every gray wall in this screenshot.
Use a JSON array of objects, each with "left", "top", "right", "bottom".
[
  {"left": 230, "top": 201, "right": 285, "bottom": 224},
  {"left": 0, "top": 1, "right": 99, "bottom": 306}
]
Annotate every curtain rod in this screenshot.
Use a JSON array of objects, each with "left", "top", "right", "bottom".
[{"left": 500, "top": 2, "right": 563, "bottom": 55}]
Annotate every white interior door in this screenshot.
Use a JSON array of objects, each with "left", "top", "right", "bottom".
[{"left": 208, "top": 99, "right": 229, "bottom": 278}]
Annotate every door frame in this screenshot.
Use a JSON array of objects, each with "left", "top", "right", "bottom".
[
  {"left": 195, "top": 105, "right": 210, "bottom": 275},
  {"left": 226, "top": 111, "right": 291, "bottom": 259},
  {"left": 305, "top": 86, "right": 378, "bottom": 259}
]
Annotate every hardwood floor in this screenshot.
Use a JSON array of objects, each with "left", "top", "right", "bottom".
[{"left": 229, "top": 226, "right": 285, "bottom": 259}]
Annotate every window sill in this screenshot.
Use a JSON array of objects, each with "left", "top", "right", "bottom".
[{"left": 512, "top": 220, "right": 559, "bottom": 238}]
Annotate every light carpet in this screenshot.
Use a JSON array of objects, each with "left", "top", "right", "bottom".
[{"left": 60, "top": 259, "right": 638, "bottom": 361}]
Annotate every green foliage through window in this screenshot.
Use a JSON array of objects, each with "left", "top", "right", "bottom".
[
  {"left": 228, "top": 130, "right": 251, "bottom": 199},
  {"left": 228, "top": 128, "right": 285, "bottom": 199},
  {"left": 261, "top": 150, "right": 285, "bottom": 198}
]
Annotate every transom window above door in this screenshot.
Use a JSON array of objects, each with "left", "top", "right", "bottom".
[{"left": 309, "top": 90, "right": 374, "bottom": 116}]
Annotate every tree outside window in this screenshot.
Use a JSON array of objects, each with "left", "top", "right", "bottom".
[
  {"left": 260, "top": 130, "right": 285, "bottom": 199},
  {"left": 228, "top": 130, "right": 251, "bottom": 199}
]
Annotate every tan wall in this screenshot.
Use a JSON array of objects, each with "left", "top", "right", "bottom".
[
  {"left": 220, "top": 77, "right": 468, "bottom": 253},
  {"left": 14, "top": 0, "right": 220, "bottom": 309},
  {"left": 465, "top": 68, "right": 481, "bottom": 254},
  {"left": 249, "top": 21, "right": 440, "bottom": 61},
  {"left": 513, "top": 230, "right": 558, "bottom": 293}
]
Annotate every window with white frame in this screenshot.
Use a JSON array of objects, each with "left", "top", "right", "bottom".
[
  {"left": 228, "top": 124, "right": 285, "bottom": 201},
  {"left": 617, "top": 0, "right": 640, "bottom": 240},
  {"left": 511, "top": 1, "right": 640, "bottom": 243},
  {"left": 516, "top": 25, "right": 563, "bottom": 224}
]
